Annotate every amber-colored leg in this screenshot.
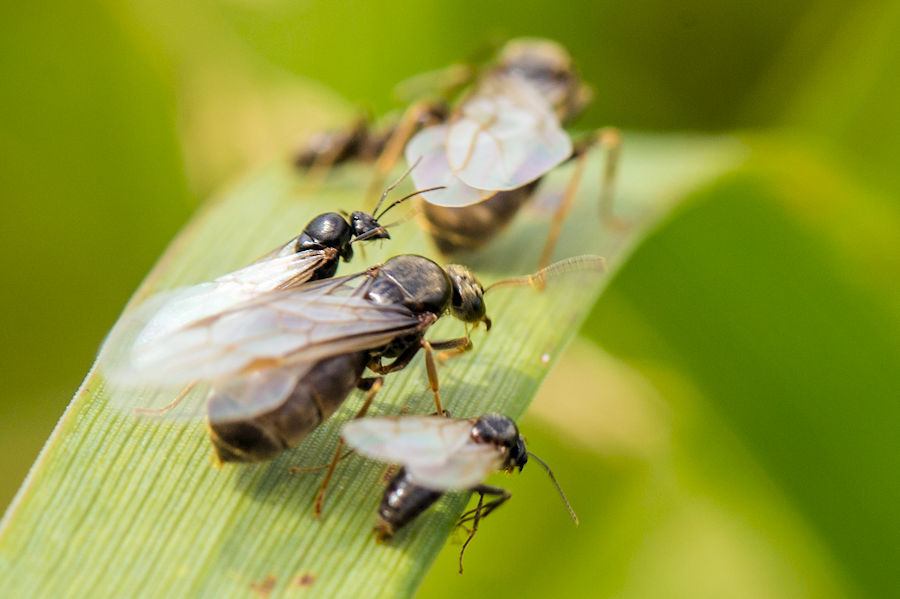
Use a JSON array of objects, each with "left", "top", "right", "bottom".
[
  {"left": 436, "top": 336, "right": 474, "bottom": 364},
  {"left": 421, "top": 336, "right": 470, "bottom": 415},
  {"left": 300, "top": 119, "right": 370, "bottom": 190},
  {"left": 537, "top": 127, "right": 623, "bottom": 270},
  {"left": 538, "top": 149, "right": 589, "bottom": 272},
  {"left": 595, "top": 127, "right": 622, "bottom": 225},
  {"left": 289, "top": 450, "right": 354, "bottom": 475},
  {"left": 367, "top": 334, "right": 467, "bottom": 414},
  {"left": 420, "top": 339, "right": 444, "bottom": 416},
  {"left": 313, "top": 377, "right": 383, "bottom": 518}
]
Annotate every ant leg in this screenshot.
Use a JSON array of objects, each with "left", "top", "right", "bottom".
[
  {"left": 135, "top": 382, "right": 196, "bottom": 416},
  {"left": 457, "top": 485, "right": 511, "bottom": 574},
  {"left": 367, "top": 334, "right": 466, "bottom": 414},
  {"left": 421, "top": 336, "right": 469, "bottom": 415},
  {"left": 296, "top": 118, "right": 370, "bottom": 190},
  {"left": 289, "top": 449, "right": 353, "bottom": 474},
  {"left": 538, "top": 147, "right": 589, "bottom": 272},
  {"left": 432, "top": 335, "right": 473, "bottom": 364},
  {"left": 365, "top": 100, "right": 446, "bottom": 205},
  {"left": 421, "top": 339, "right": 444, "bottom": 416},
  {"left": 457, "top": 485, "right": 511, "bottom": 527},
  {"left": 393, "top": 63, "right": 473, "bottom": 103},
  {"left": 313, "top": 376, "right": 383, "bottom": 518},
  {"left": 428, "top": 337, "right": 471, "bottom": 351},
  {"left": 537, "top": 127, "right": 623, "bottom": 271},
  {"left": 593, "top": 127, "right": 623, "bottom": 226},
  {"left": 436, "top": 343, "right": 473, "bottom": 364},
  {"left": 368, "top": 345, "right": 419, "bottom": 375}
]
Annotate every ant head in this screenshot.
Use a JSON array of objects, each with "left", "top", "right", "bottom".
[
  {"left": 495, "top": 38, "right": 587, "bottom": 122},
  {"left": 473, "top": 411, "right": 580, "bottom": 526},
  {"left": 445, "top": 265, "right": 489, "bottom": 328},
  {"left": 472, "top": 414, "right": 526, "bottom": 471},
  {"left": 498, "top": 38, "right": 573, "bottom": 77},
  {"left": 349, "top": 211, "right": 390, "bottom": 242},
  {"left": 510, "top": 436, "right": 529, "bottom": 472}
]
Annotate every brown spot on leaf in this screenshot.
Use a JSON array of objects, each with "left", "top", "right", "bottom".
[
  {"left": 250, "top": 574, "right": 276, "bottom": 597},
  {"left": 293, "top": 572, "right": 317, "bottom": 588}
]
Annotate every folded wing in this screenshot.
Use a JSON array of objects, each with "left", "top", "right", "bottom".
[
  {"left": 343, "top": 416, "right": 506, "bottom": 490},
  {"left": 108, "top": 272, "right": 421, "bottom": 386},
  {"left": 446, "top": 74, "right": 572, "bottom": 191}
]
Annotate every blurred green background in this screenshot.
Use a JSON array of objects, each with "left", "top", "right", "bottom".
[{"left": 2, "top": 0, "right": 898, "bottom": 597}]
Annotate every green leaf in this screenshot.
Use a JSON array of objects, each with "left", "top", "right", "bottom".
[{"left": 0, "top": 135, "right": 740, "bottom": 598}]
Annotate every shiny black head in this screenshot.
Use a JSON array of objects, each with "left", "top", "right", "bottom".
[
  {"left": 297, "top": 212, "right": 355, "bottom": 261},
  {"left": 472, "top": 413, "right": 527, "bottom": 472},
  {"left": 445, "top": 265, "right": 490, "bottom": 328},
  {"left": 349, "top": 210, "right": 390, "bottom": 243}
]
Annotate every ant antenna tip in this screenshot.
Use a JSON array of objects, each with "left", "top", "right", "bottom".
[{"left": 528, "top": 451, "right": 579, "bottom": 525}]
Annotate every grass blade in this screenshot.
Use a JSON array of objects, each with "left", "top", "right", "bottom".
[{"left": 0, "top": 135, "right": 741, "bottom": 598}]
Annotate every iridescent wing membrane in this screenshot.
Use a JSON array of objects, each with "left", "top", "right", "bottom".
[
  {"left": 404, "top": 74, "right": 572, "bottom": 207},
  {"left": 343, "top": 416, "right": 506, "bottom": 490},
  {"left": 104, "top": 269, "right": 422, "bottom": 422}
]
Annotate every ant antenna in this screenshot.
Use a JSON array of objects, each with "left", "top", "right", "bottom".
[
  {"left": 379, "top": 204, "right": 423, "bottom": 229},
  {"left": 348, "top": 200, "right": 433, "bottom": 246},
  {"left": 527, "top": 451, "right": 579, "bottom": 525},
  {"left": 376, "top": 185, "right": 445, "bottom": 220},
  {"left": 485, "top": 255, "right": 606, "bottom": 293},
  {"left": 372, "top": 156, "right": 423, "bottom": 217}
]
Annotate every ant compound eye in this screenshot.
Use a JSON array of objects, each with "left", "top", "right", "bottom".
[{"left": 446, "top": 265, "right": 487, "bottom": 324}]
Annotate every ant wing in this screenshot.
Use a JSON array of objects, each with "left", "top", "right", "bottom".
[
  {"left": 250, "top": 236, "right": 299, "bottom": 263},
  {"left": 343, "top": 416, "right": 475, "bottom": 465},
  {"left": 204, "top": 363, "right": 314, "bottom": 423},
  {"left": 405, "top": 442, "right": 505, "bottom": 490},
  {"left": 105, "top": 270, "right": 422, "bottom": 388},
  {"left": 108, "top": 363, "right": 313, "bottom": 423},
  {"left": 405, "top": 125, "right": 495, "bottom": 207},
  {"left": 123, "top": 249, "right": 337, "bottom": 352},
  {"left": 209, "top": 246, "right": 339, "bottom": 293},
  {"left": 342, "top": 416, "right": 505, "bottom": 490},
  {"left": 445, "top": 74, "right": 572, "bottom": 191}
]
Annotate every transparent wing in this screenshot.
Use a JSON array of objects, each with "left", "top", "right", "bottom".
[
  {"left": 107, "top": 362, "right": 314, "bottom": 423},
  {"left": 204, "top": 363, "right": 312, "bottom": 423},
  {"left": 132, "top": 249, "right": 335, "bottom": 349},
  {"left": 249, "top": 236, "right": 300, "bottom": 263},
  {"left": 107, "top": 271, "right": 421, "bottom": 387},
  {"left": 343, "top": 416, "right": 476, "bottom": 466},
  {"left": 406, "top": 443, "right": 505, "bottom": 490},
  {"left": 446, "top": 74, "right": 572, "bottom": 190},
  {"left": 343, "top": 416, "right": 506, "bottom": 490},
  {"left": 215, "top": 247, "right": 333, "bottom": 290},
  {"left": 405, "top": 125, "right": 494, "bottom": 207}
]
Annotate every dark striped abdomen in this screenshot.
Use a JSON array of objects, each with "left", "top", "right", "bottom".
[
  {"left": 208, "top": 352, "right": 368, "bottom": 463},
  {"left": 417, "top": 182, "right": 538, "bottom": 254},
  {"left": 375, "top": 467, "right": 443, "bottom": 539}
]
